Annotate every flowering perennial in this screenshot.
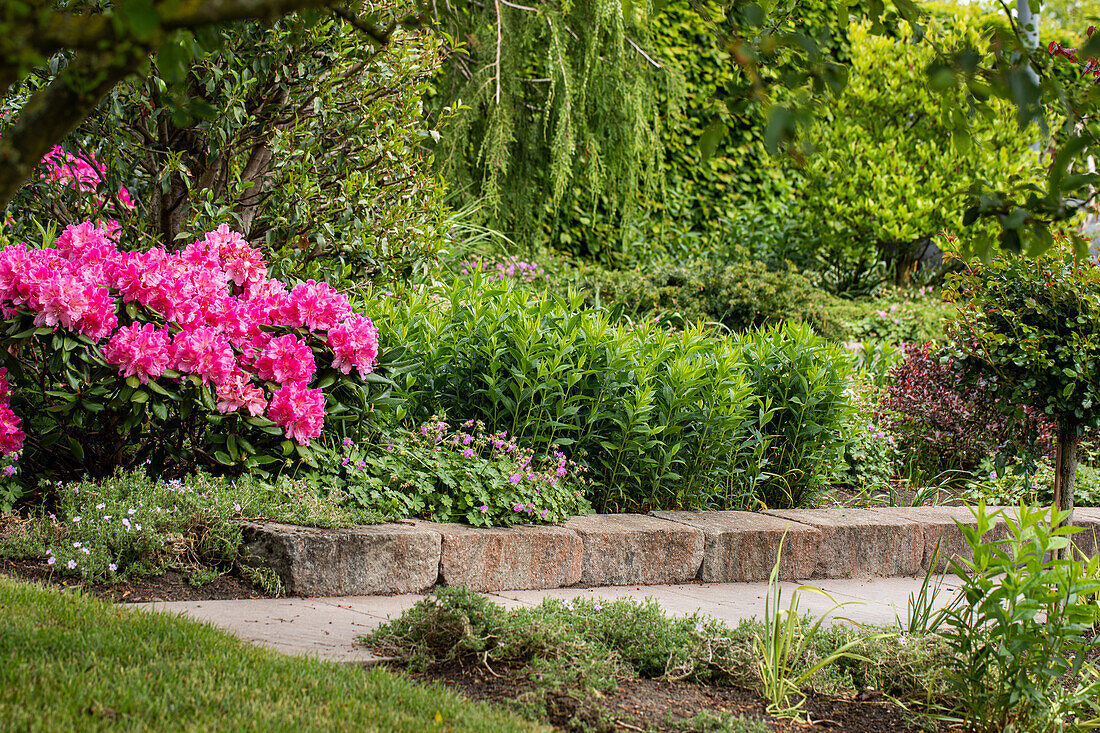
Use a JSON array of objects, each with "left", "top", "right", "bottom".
[{"left": 0, "top": 220, "right": 380, "bottom": 450}]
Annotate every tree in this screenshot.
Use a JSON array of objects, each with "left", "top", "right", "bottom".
[
  {"left": 946, "top": 242, "right": 1100, "bottom": 525},
  {"left": 0, "top": 0, "right": 403, "bottom": 211},
  {"left": 794, "top": 9, "right": 1045, "bottom": 288},
  {"left": 4, "top": 10, "right": 446, "bottom": 285}
]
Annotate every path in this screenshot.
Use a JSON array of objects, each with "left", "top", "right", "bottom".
[{"left": 136, "top": 575, "right": 963, "bottom": 663}]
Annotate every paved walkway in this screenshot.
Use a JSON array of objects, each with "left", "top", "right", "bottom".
[{"left": 136, "top": 575, "right": 963, "bottom": 663}]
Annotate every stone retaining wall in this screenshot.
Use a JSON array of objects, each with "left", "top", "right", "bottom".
[{"left": 239, "top": 507, "right": 1100, "bottom": 597}]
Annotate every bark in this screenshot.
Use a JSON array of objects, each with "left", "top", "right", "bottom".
[{"left": 1053, "top": 419, "right": 1078, "bottom": 529}]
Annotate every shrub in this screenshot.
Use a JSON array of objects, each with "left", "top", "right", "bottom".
[
  {"left": 564, "top": 259, "right": 859, "bottom": 339},
  {"left": 946, "top": 245, "right": 1100, "bottom": 519},
  {"left": 881, "top": 342, "right": 1053, "bottom": 476},
  {"left": 0, "top": 220, "right": 383, "bottom": 488},
  {"left": 370, "top": 275, "right": 853, "bottom": 511},
  {"left": 735, "top": 323, "right": 853, "bottom": 508},
  {"left": 309, "top": 418, "right": 591, "bottom": 526}
]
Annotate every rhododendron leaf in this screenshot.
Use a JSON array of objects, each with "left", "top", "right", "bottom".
[
  {"left": 316, "top": 374, "right": 337, "bottom": 389},
  {"left": 131, "top": 391, "right": 149, "bottom": 404},
  {"left": 146, "top": 381, "right": 171, "bottom": 398},
  {"left": 214, "top": 451, "right": 233, "bottom": 465},
  {"left": 125, "top": 376, "right": 141, "bottom": 389},
  {"left": 280, "top": 440, "right": 294, "bottom": 456},
  {"left": 67, "top": 438, "right": 85, "bottom": 462},
  {"left": 80, "top": 401, "right": 104, "bottom": 413},
  {"left": 151, "top": 401, "right": 168, "bottom": 421},
  {"left": 162, "top": 369, "right": 182, "bottom": 379}
]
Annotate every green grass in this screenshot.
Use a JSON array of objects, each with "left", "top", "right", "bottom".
[{"left": 0, "top": 577, "right": 544, "bottom": 732}]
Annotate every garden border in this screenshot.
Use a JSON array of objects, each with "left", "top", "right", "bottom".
[{"left": 239, "top": 506, "right": 1100, "bottom": 597}]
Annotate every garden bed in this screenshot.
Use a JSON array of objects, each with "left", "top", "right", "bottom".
[{"left": 407, "top": 663, "right": 938, "bottom": 732}]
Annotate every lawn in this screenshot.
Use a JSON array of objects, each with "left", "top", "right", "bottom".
[{"left": 0, "top": 576, "right": 544, "bottom": 732}]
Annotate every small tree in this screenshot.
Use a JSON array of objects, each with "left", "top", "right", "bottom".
[{"left": 945, "top": 242, "right": 1100, "bottom": 525}]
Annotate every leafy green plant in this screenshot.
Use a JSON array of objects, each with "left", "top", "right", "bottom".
[
  {"left": 941, "top": 503, "right": 1100, "bottom": 732},
  {"left": 371, "top": 275, "right": 854, "bottom": 511},
  {"left": 753, "top": 535, "right": 876, "bottom": 718},
  {"left": 947, "top": 244, "right": 1100, "bottom": 520},
  {"left": 735, "top": 323, "right": 853, "bottom": 508},
  {"left": 895, "top": 541, "right": 958, "bottom": 635},
  {"left": 310, "top": 419, "right": 591, "bottom": 526}
]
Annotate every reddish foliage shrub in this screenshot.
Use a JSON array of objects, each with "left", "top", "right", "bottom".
[{"left": 881, "top": 342, "right": 1054, "bottom": 471}]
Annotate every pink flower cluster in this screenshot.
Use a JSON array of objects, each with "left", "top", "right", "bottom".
[
  {"left": 40, "top": 147, "right": 135, "bottom": 208},
  {"left": 0, "top": 368, "right": 23, "bottom": 454},
  {"left": 0, "top": 221, "right": 380, "bottom": 449}
]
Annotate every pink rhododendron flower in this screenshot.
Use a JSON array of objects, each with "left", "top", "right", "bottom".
[
  {"left": 215, "top": 372, "right": 268, "bottom": 416},
  {"left": 253, "top": 334, "right": 315, "bottom": 385},
  {"left": 267, "top": 382, "right": 325, "bottom": 444},
  {"left": 328, "top": 315, "right": 379, "bottom": 378},
  {"left": 0, "top": 403, "right": 24, "bottom": 454},
  {"left": 278, "top": 280, "right": 353, "bottom": 332},
  {"left": 103, "top": 322, "right": 171, "bottom": 384},
  {"left": 170, "top": 327, "right": 236, "bottom": 385}
]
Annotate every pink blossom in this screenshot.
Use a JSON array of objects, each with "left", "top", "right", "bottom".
[
  {"left": 170, "top": 327, "right": 236, "bottom": 385},
  {"left": 215, "top": 372, "right": 268, "bottom": 417},
  {"left": 267, "top": 382, "right": 325, "bottom": 445},
  {"left": 0, "top": 403, "right": 24, "bottom": 454},
  {"left": 278, "top": 280, "right": 353, "bottom": 332},
  {"left": 103, "top": 322, "right": 171, "bottom": 384},
  {"left": 253, "top": 334, "right": 315, "bottom": 385},
  {"left": 328, "top": 315, "right": 379, "bottom": 378}
]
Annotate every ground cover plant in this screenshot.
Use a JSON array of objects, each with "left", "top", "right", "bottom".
[
  {"left": 310, "top": 418, "right": 591, "bottom": 526},
  {"left": 0, "top": 470, "right": 373, "bottom": 589},
  {"left": 0, "top": 576, "right": 540, "bottom": 732},
  {"left": 364, "top": 586, "right": 952, "bottom": 732}
]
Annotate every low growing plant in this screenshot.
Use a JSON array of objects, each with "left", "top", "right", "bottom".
[
  {"left": 310, "top": 418, "right": 591, "bottom": 526},
  {"left": 754, "top": 535, "right": 876, "bottom": 719},
  {"left": 0, "top": 469, "right": 373, "bottom": 582}
]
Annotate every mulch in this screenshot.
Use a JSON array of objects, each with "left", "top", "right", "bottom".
[
  {"left": 405, "top": 661, "right": 944, "bottom": 732},
  {"left": 0, "top": 557, "right": 274, "bottom": 603}
]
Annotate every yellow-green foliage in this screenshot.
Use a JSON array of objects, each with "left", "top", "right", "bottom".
[{"left": 797, "top": 7, "right": 1044, "bottom": 267}]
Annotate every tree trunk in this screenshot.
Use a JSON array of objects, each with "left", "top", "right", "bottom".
[{"left": 1054, "top": 419, "right": 1078, "bottom": 530}]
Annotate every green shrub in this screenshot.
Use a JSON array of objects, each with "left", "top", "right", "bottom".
[
  {"left": 564, "top": 259, "right": 859, "bottom": 339},
  {"left": 370, "top": 275, "right": 853, "bottom": 511},
  {"left": 735, "top": 323, "right": 853, "bottom": 508}
]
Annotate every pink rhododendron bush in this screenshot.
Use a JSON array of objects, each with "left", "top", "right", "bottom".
[{"left": 0, "top": 219, "right": 381, "bottom": 481}]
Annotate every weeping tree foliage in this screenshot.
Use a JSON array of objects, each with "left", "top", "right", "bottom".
[{"left": 426, "top": 0, "right": 684, "bottom": 258}]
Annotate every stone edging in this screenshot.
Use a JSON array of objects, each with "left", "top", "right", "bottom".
[{"left": 239, "top": 507, "right": 1100, "bottom": 597}]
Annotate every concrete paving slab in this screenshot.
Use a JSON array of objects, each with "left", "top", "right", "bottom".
[
  {"left": 136, "top": 598, "right": 390, "bottom": 663},
  {"left": 135, "top": 575, "right": 963, "bottom": 663}
]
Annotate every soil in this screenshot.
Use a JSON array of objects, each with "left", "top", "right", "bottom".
[
  {"left": 0, "top": 557, "right": 274, "bottom": 603},
  {"left": 404, "top": 661, "right": 943, "bottom": 732}
]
